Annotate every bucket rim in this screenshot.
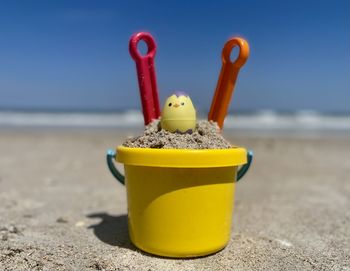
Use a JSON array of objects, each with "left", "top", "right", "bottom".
[{"left": 116, "top": 146, "right": 247, "bottom": 168}]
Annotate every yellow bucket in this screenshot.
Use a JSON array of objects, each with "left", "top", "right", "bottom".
[{"left": 107, "top": 146, "right": 252, "bottom": 258}]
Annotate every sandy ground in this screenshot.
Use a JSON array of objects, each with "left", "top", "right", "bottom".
[{"left": 0, "top": 128, "right": 349, "bottom": 271}]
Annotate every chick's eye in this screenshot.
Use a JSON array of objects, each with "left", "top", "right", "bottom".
[
  {"left": 168, "top": 103, "right": 172, "bottom": 107},
  {"left": 181, "top": 102, "right": 185, "bottom": 106}
]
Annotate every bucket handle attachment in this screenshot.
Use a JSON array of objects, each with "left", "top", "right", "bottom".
[
  {"left": 106, "top": 149, "right": 125, "bottom": 185},
  {"left": 237, "top": 150, "right": 253, "bottom": 181},
  {"left": 106, "top": 149, "right": 253, "bottom": 185}
]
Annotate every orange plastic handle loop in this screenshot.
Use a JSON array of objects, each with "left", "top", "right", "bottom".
[
  {"left": 221, "top": 37, "right": 249, "bottom": 68},
  {"left": 208, "top": 37, "right": 249, "bottom": 129}
]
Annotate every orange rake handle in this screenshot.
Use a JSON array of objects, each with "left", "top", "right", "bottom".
[{"left": 208, "top": 37, "right": 249, "bottom": 129}]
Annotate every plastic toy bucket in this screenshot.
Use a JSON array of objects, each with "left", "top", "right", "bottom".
[{"left": 106, "top": 146, "right": 252, "bottom": 258}]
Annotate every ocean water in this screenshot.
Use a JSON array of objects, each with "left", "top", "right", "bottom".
[{"left": 1, "top": 110, "right": 350, "bottom": 134}]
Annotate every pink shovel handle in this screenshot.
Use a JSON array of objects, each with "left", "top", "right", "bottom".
[{"left": 129, "top": 32, "right": 161, "bottom": 125}]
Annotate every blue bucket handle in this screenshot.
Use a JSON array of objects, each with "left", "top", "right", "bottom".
[
  {"left": 106, "top": 149, "right": 125, "bottom": 185},
  {"left": 106, "top": 149, "right": 253, "bottom": 185}
]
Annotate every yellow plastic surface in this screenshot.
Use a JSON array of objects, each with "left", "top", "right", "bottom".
[
  {"left": 160, "top": 94, "right": 196, "bottom": 133},
  {"left": 116, "top": 146, "right": 247, "bottom": 168},
  {"left": 116, "top": 146, "right": 247, "bottom": 257}
]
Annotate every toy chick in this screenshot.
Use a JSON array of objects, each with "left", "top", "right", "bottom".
[{"left": 160, "top": 92, "right": 196, "bottom": 134}]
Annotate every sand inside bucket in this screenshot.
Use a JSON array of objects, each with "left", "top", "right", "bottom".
[{"left": 122, "top": 120, "right": 232, "bottom": 149}]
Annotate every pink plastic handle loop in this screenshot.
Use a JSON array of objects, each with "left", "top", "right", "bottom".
[{"left": 129, "top": 32, "right": 156, "bottom": 61}]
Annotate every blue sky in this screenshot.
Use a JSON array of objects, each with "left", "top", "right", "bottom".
[{"left": 0, "top": 0, "right": 349, "bottom": 112}]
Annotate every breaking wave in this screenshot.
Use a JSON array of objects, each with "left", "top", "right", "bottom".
[{"left": 1, "top": 110, "right": 350, "bottom": 132}]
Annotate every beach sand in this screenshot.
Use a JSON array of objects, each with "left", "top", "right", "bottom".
[{"left": 0, "top": 128, "right": 349, "bottom": 270}]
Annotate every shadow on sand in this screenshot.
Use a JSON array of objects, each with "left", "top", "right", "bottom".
[
  {"left": 86, "top": 212, "right": 216, "bottom": 259},
  {"left": 87, "top": 212, "right": 135, "bottom": 250}
]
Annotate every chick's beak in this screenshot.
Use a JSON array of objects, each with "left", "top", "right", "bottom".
[{"left": 173, "top": 103, "right": 180, "bottom": 108}]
